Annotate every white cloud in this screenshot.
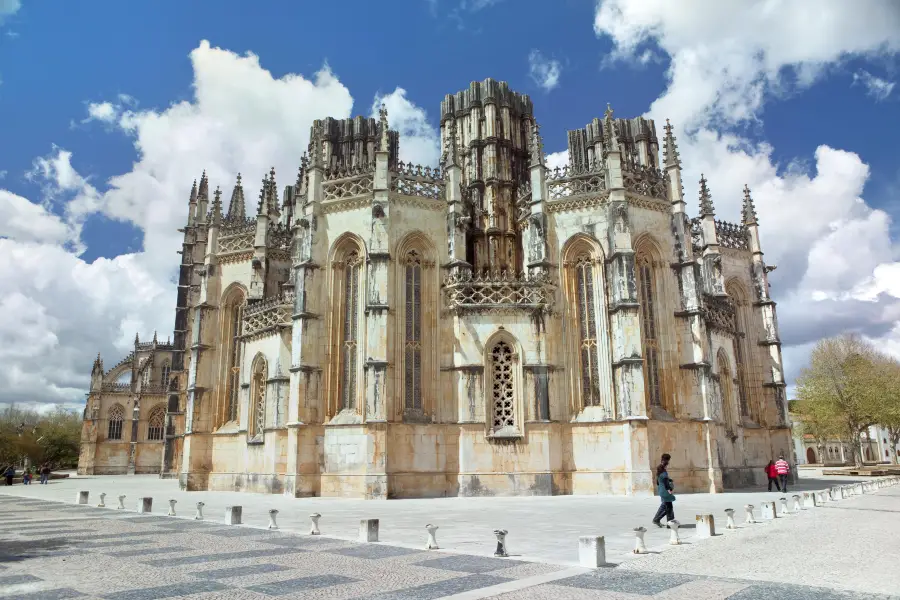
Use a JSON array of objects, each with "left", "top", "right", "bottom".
[
  {"left": 528, "top": 50, "right": 562, "bottom": 92},
  {"left": 84, "top": 101, "right": 120, "bottom": 124},
  {"left": 0, "top": 0, "right": 20, "bottom": 22},
  {"left": 852, "top": 69, "right": 895, "bottom": 101},
  {"left": 593, "top": 0, "right": 900, "bottom": 385},
  {"left": 545, "top": 150, "right": 568, "bottom": 170},
  {"left": 0, "top": 40, "right": 441, "bottom": 409}
]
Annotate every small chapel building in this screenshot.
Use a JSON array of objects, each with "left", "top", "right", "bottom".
[{"left": 78, "top": 78, "right": 793, "bottom": 498}]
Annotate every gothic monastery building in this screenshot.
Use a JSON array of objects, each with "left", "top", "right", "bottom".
[{"left": 78, "top": 78, "right": 793, "bottom": 498}]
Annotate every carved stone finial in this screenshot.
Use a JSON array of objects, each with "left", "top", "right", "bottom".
[
  {"left": 257, "top": 172, "right": 269, "bottom": 216},
  {"left": 699, "top": 175, "right": 715, "bottom": 217},
  {"left": 603, "top": 103, "right": 619, "bottom": 151},
  {"left": 189, "top": 179, "right": 198, "bottom": 203},
  {"left": 663, "top": 119, "right": 681, "bottom": 169},
  {"left": 152, "top": 330, "right": 158, "bottom": 344},
  {"left": 211, "top": 186, "right": 223, "bottom": 222},
  {"left": 134, "top": 332, "right": 140, "bottom": 345},
  {"left": 604, "top": 103, "right": 614, "bottom": 121},
  {"left": 742, "top": 184, "right": 758, "bottom": 227},
  {"left": 530, "top": 120, "right": 544, "bottom": 168},
  {"left": 309, "top": 126, "right": 324, "bottom": 168},
  {"left": 198, "top": 170, "right": 209, "bottom": 198},
  {"left": 379, "top": 103, "right": 390, "bottom": 151},
  {"left": 227, "top": 173, "right": 246, "bottom": 221}
]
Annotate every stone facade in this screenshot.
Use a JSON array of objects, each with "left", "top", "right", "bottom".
[{"left": 78, "top": 78, "right": 794, "bottom": 497}]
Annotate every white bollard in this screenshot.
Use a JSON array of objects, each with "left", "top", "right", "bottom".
[
  {"left": 194, "top": 502, "right": 204, "bottom": 520},
  {"left": 168, "top": 499, "right": 177, "bottom": 516},
  {"left": 779, "top": 497, "right": 789, "bottom": 514},
  {"left": 695, "top": 514, "right": 716, "bottom": 538},
  {"left": 137, "top": 497, "right": 152, "bottom": 513},
  {"left": 803, "top": 491, "right": 817, "bottom": 507},
  {"left": 97, "top": 493, "right": 106, "bottom": 508},
  {"left": 578, "top": 536, "right": 606, "bottom": 568},
  {"left": 856, "top": 483, "right": 863, "bottom": 495},
  {"left": 117, "top": 495, "right": 126, "bottom": 510},
  {"left": 425, "top": 524, "right": 439, "bottom": 550},
  {"left": 668, "top": 520, "right": 681, "bottom": 545},
  {"left": 744, "top": 504, "right": 756, "bottom": 524},
  {"left": 633, "top": 527, "right": 648, "bottom": 553},
  {"left": 309, "top": 513, "right": 321, "bottom": 535},
  {"left": 77, "top": 491, "right": 89, "bottom": 505},
  {"left": 268, "top": 509, "right": 279, "bottom": 530},
  {"left": 359, "top": 519, "right": 379, "bottom": 542},
  {"left": 493, "top": 529, "right": 509, "bottom": 557},
  {"left": 225, "top": 506, "right": 242, "bottom": 525},
  {"left": 792, "top": 495, "right": 802, "bottom": 512},
  {"left": 724, "top": 509, "right": 736, "bottom": 530},
  {"left": 761, "top": 501, "right": 777, "bottom": 520}
]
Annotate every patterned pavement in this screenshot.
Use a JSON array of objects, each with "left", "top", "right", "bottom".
[{"left": 0, "top": 494, "right": 897, "bottom": 599}]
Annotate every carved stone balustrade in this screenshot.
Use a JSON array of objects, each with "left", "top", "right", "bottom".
[
  {"left": 622, "top": 164, "right": 669, "bottom": 201},
  {"left": 242, "top": 292, "right": 295, "bottom": 339},
  {"left": 715, "top": 220, "right": 750, "bottom": 251},
  {"left": 101, "top": 382, "right": 131, "bottom": 393},
  {"left": 390, "top": 161, "right": 445, "bottom": 201},
  {"left": 701, "top": 294, "right": 737, "bottom": 334},
  {"left": 443, "top": 270, "right": 555, "bottom": 314},
  {"left": 546, "top": 161, "right": 607, "bottom": 201}
]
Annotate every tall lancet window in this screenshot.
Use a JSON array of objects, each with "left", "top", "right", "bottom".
[
  {"left": 404, "top": 250, "right": 422, "bottom": 411},
  {"left": 637, "top": 254, "right": 662, "bottom": 409},
  {"left": 726, "top": 282, "right": 752, "bottom": 420},
  {"left": 160, "top": 360, "right": 171, "bottom": 387},
  {"left": 717, "top": 350, "right": 737, "bottom": 434},
  {"left": 249, "top": 355, "right": 267, "bottom": 439},
  {"left": 222, "top": 288, "right": 245, "bottom": 424},
  {"left": 575, "top": 255, "right": 602, "bottom": 407},
  {"left": 341, "top": 251, "right": 362, "bottom": 410},
  {"left": 490, "top": 340, "right": 516, "bottom": 430}
]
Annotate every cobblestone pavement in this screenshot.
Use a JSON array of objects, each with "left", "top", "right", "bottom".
[{"left": 1, "top": 486, "right": 898, "bottom": 599}]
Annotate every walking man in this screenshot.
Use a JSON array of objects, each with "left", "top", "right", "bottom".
[
  {"left": 774, "top": 454, "right": 790, "bottom": 493},
  {"left": 652, "top": 453, "right": 676, "bottom": 528}
]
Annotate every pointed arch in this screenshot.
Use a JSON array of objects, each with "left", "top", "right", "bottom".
[
  {"left": 560, "top": 233, "right": 614, "bottom": 419},
  {"left": 395, "top": 231, "right": 438, "bottom": 421},
  {"left": 716, "top": 348, "right": 738, "bottom": 435},
  {"left": 249, "top": 353, "right": 268, "bottom": 439},
  {"left": 726, "top": 279, "right": 753, "bottom": 421},
  {"left": 107, "top": 403, "right": 125, "bottom": 440},
  {"left": 147, "top": 404, "right": 166, "bottom": 441},
  {"left": 160, "top": 360, "right": 171, "bottom": 386},
  {"left": 634, "top": 235, "right": 666, "bottom": 412},
  {"left": 219, "top": 283, "right": 248, "bottom": 426},
  {"left": 484, "top": 330, "right": 525, "bottom": 437},
  {"left": 326, "top": 234, "right": 367, "bottom": 418}
]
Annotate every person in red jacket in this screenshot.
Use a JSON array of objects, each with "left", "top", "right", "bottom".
[{"left": 765, "top": 460, "right": 780, "bottom": 491}]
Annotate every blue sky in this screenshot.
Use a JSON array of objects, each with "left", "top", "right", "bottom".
[{"left": 1, "top": 0, "right": 900, "bottom": 408}]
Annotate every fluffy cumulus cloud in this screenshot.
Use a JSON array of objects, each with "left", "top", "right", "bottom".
[
  {"left": 593, "top": 0, "right": 900, "bottom": 383},
  {"left": 852, "top": 69, "right": 895, "bottom": 101},
  {"left": 528, "top": 50, "right": 562, "bottom": 92},
  {"left": 0, "top": 0, "right": 20, "bottom": 23},
  {"left": 0, "top": 40, "right": 440, "bottom": 409}
]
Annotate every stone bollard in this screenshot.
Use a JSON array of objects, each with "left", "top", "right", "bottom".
[
  {"left": 803, "top": 491, "right": 817, "bottom": 507},
  {"left": 225, "top": 506, "right": 242, "bottom": 525},
  {"left": 668, "top": 520, "right": 681, "bottom": 545},
  {"left": 117, "top": 495, "right": 126, "bottom": 510},
  {"left": 309, "top": 513, "right": 321, "bottom": 535},
  {"left": 830, "top": 486, "right": 841, "bottom": 500},
  {"left": 818, "top": 491, "right": 829, "bottom": 505},
  {"left": 97, "top": 493, "right": 106, "bottom": 508},
  {"left": 855, "top": 483, "right": 863, "bottom": 495},
  {"left": 744, "top": 504, "right": 756, "bottom": 524},
  {"left": 792, "top": 495, "right": 802, "bottom": 512},
  {"left": 425, "top": 524, "right": 439, "bottom": 550},
  {"left": 779, "top": 497, "right": 789, "bottom": 514},
  {"left": 194, "top": 502, "right": 204, "bottom": 520},
  {"left": 493, "top": 529, "right": 509, "bottom": 557},
  {"left": 359, "top": 519, "right": 379, "bottom": 543},
  {"left": 268, "top": 509, "right": 279, "bottom": 530},
  {"left": 724, "top": 509, "right": 736, "bottom": 530},
  {"left": 137, "top": 497, "right": 152, "bottom": 514},
  {"left": 695, "top": 514, "right": 716, "bottom": 538},
  {"left": 77, "top": 491, "right": 89, "bottom": 505},
  {"left": 168, "top": 499, "right": 177, "bottom": 516},
  {"left": 761, "top": 501, "right": 777, "bottom": 520},
  {"left": 578, "top": 536, "right": 606, "bottom": 568},
  {"left": 633, "top": 527, "right": 648, "bottom": 553}
]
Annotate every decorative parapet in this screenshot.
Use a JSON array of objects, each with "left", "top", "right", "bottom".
[
  {"left": 690, "top": 217, "right": 703, "bottom": 254},
  {"left": 135, "top": 342, "right": 174, "bottom": 351},
  {"left": 715, "top": 220, "right": 749, "bottom": 251},
  {"left": 443, "top": 270, "right": 555, "bottom": 313},
  {"left": 268, "top": 222, "right": 292, "bottom": 251},
  {"left": 391, "top": 161, "right": 445, "bottom": 200},
  {"left": 242, "top": 292, "right": 294, "bottom": 339},
  {"left": 218, "top": 218, "right": 256, "bottom": 258},
  {"left": 622, "top": 164, "right": 669, "bottom": 201},
  {"left": 546, "top": 161, "right": 606, "bottom": 201},
  {"left": 322, "top": 162, "right": 375, "bottom": 202},
  {"left": 140, "top": 384, "right": 169, "bottom": 395},
  {"left": 101, "top": 382, "right": 131, "bottom": 393},
  {"left": 702, "top": 294, "right": 737, "bottom": 334}
]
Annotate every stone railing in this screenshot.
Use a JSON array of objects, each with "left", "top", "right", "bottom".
[
  {"left": 140, "top": 383, "right": 168, "bottom": 395},
  {"left": 622, "top": 164, "right": 669, "bottom": 201},
  {"left": 322, "top": 163, "right": 375, "bottom": 202},
  {"left": 715, "top": 220, "right": 749, "bottom": 251},
  {"left": 546, "top": 161, "right": 606, "bottom": 201},
  {"left": 443, "top": 270, "right": 555, "bottom": 313},
  {"left": 101, "top": 382, "right": 131, "bottom": 393},
  {"left": 220, "top": 217, "right": 256, "bottom": 236},
  {"left": 242, "top": 292, "right": 294, "bottom": 339},
  {"left": 702, "top": 294, "right": 736, "bottom": 334},
  {"left": 323, "top": 162, "right": 375, "bottom": 180},
  {"left": 268, "top": 222, "right": 292, "bottom": 250},
  {"left": 218, "top": 225, "right": 255, "bottom": 256},
  {"left": 391, "top": 161, "right": 445, "bottom": 200}
]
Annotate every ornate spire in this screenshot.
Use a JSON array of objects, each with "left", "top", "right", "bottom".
[
  {"left": 198, "top": 170, "right": 209, "bottom": 198},
  {"left": 663, "top": 119, "right": 681, "bottom": 169},
  {"left": 442, "top": 119, "right": 461, "bottom": 168},
  {"left": 152, "top": 331, "right": 158, "bottom": 344},
  {"left": 379, "top": 103, "right": 389, "bottom": 151},
  {"left": 211, "top": 186, "right": 223, "bottom": 223},
  {"left": 297, "top": 154, "right": 308, "bottom": 187},
  {"left": 134, "top": 332, "right": 140, "bottom": 345},
  {"left": 227, "top": 173, "right": 246, "bottom": 221},
  {"left": 603, "top": 103, "right": 619, "bottom": 151},
  {"left": 309, "top": 126, "right": 323, "bottom": 169},
  {"left": 742, "top": 184, "right": 758, "bottom": 227},
  {"left": 257, "top": 172, "right": 269, "bottom": 216},
  {"left": 698, "top": 175, "right": 715, "bottom": 217},
  {"left": 189, "top": 179, "right": 198, "bottom": 204},
  {"left": 530, "top": 120, "right": 545, "bottom": 168},
  {"left": 93, "top": 353, "right": 103, "bottom": 370},
  {"left": 267, "top": 166, "right": 278, "bottom": 210}
]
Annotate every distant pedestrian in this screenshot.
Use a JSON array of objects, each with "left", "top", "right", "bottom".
[
  {"left": 40, "top": 464, "right": 51, "bottom": 485},
  {"left": 652, "top": 453, "right": 676, "bottom": 528},
  {"left": 775, "top": 454, "right": 790, "bottom": 492},
  {"left": 22, "top": 469, "right": 32, "bottom": 485},
  {"left": 3, "top": 465, "right": 14, "bottom": 486},
  {"left": 765, "top": 460, "right": 781, "bottom": 491}
]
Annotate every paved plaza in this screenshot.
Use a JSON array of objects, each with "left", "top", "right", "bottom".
[{"left": 0, "top": 472, "right": 898, "bottom": 599}]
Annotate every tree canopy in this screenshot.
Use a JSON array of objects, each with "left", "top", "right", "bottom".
[{"left": 0, "top": 405, "right": 82, "bottom": 470}]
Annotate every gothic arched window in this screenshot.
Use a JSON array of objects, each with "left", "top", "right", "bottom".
[
  {"left": 249, "top": 356, "right": 267, "bottom": 439},
  {"left": 222, "top": 288, "right": 246, "bottom": 424},
  {"left": 340, "top": 251, "right": 362, "bottom": 411},
  {"left": 727, "top": 281, "right": 752, "bottom": 420},
  {"left": 717, "top": 350, "right": 737, "bottom": 434},
  {"left": 107, "top": 404, "right": 125, "bottom": 440},
  {"left": 636, "top": 254, "right": 661, "bottom": 409},
  {"left": 404, "top": 250, "right": 422, "bottom": 412},
  {"left": 489, "top": 339, "right": 517, "bottom": 432},
  {"left": 141, "top": 360, "right": 151, "bottom": 387},
  {"left": 574, "top": 255, "right": 602, "bottom": 408},
  {"left": 160, "top": 360, "right": 171, "bottom": 387},
  {"left": 147, "top": 405, "right": 166, "bottom": 441}
]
